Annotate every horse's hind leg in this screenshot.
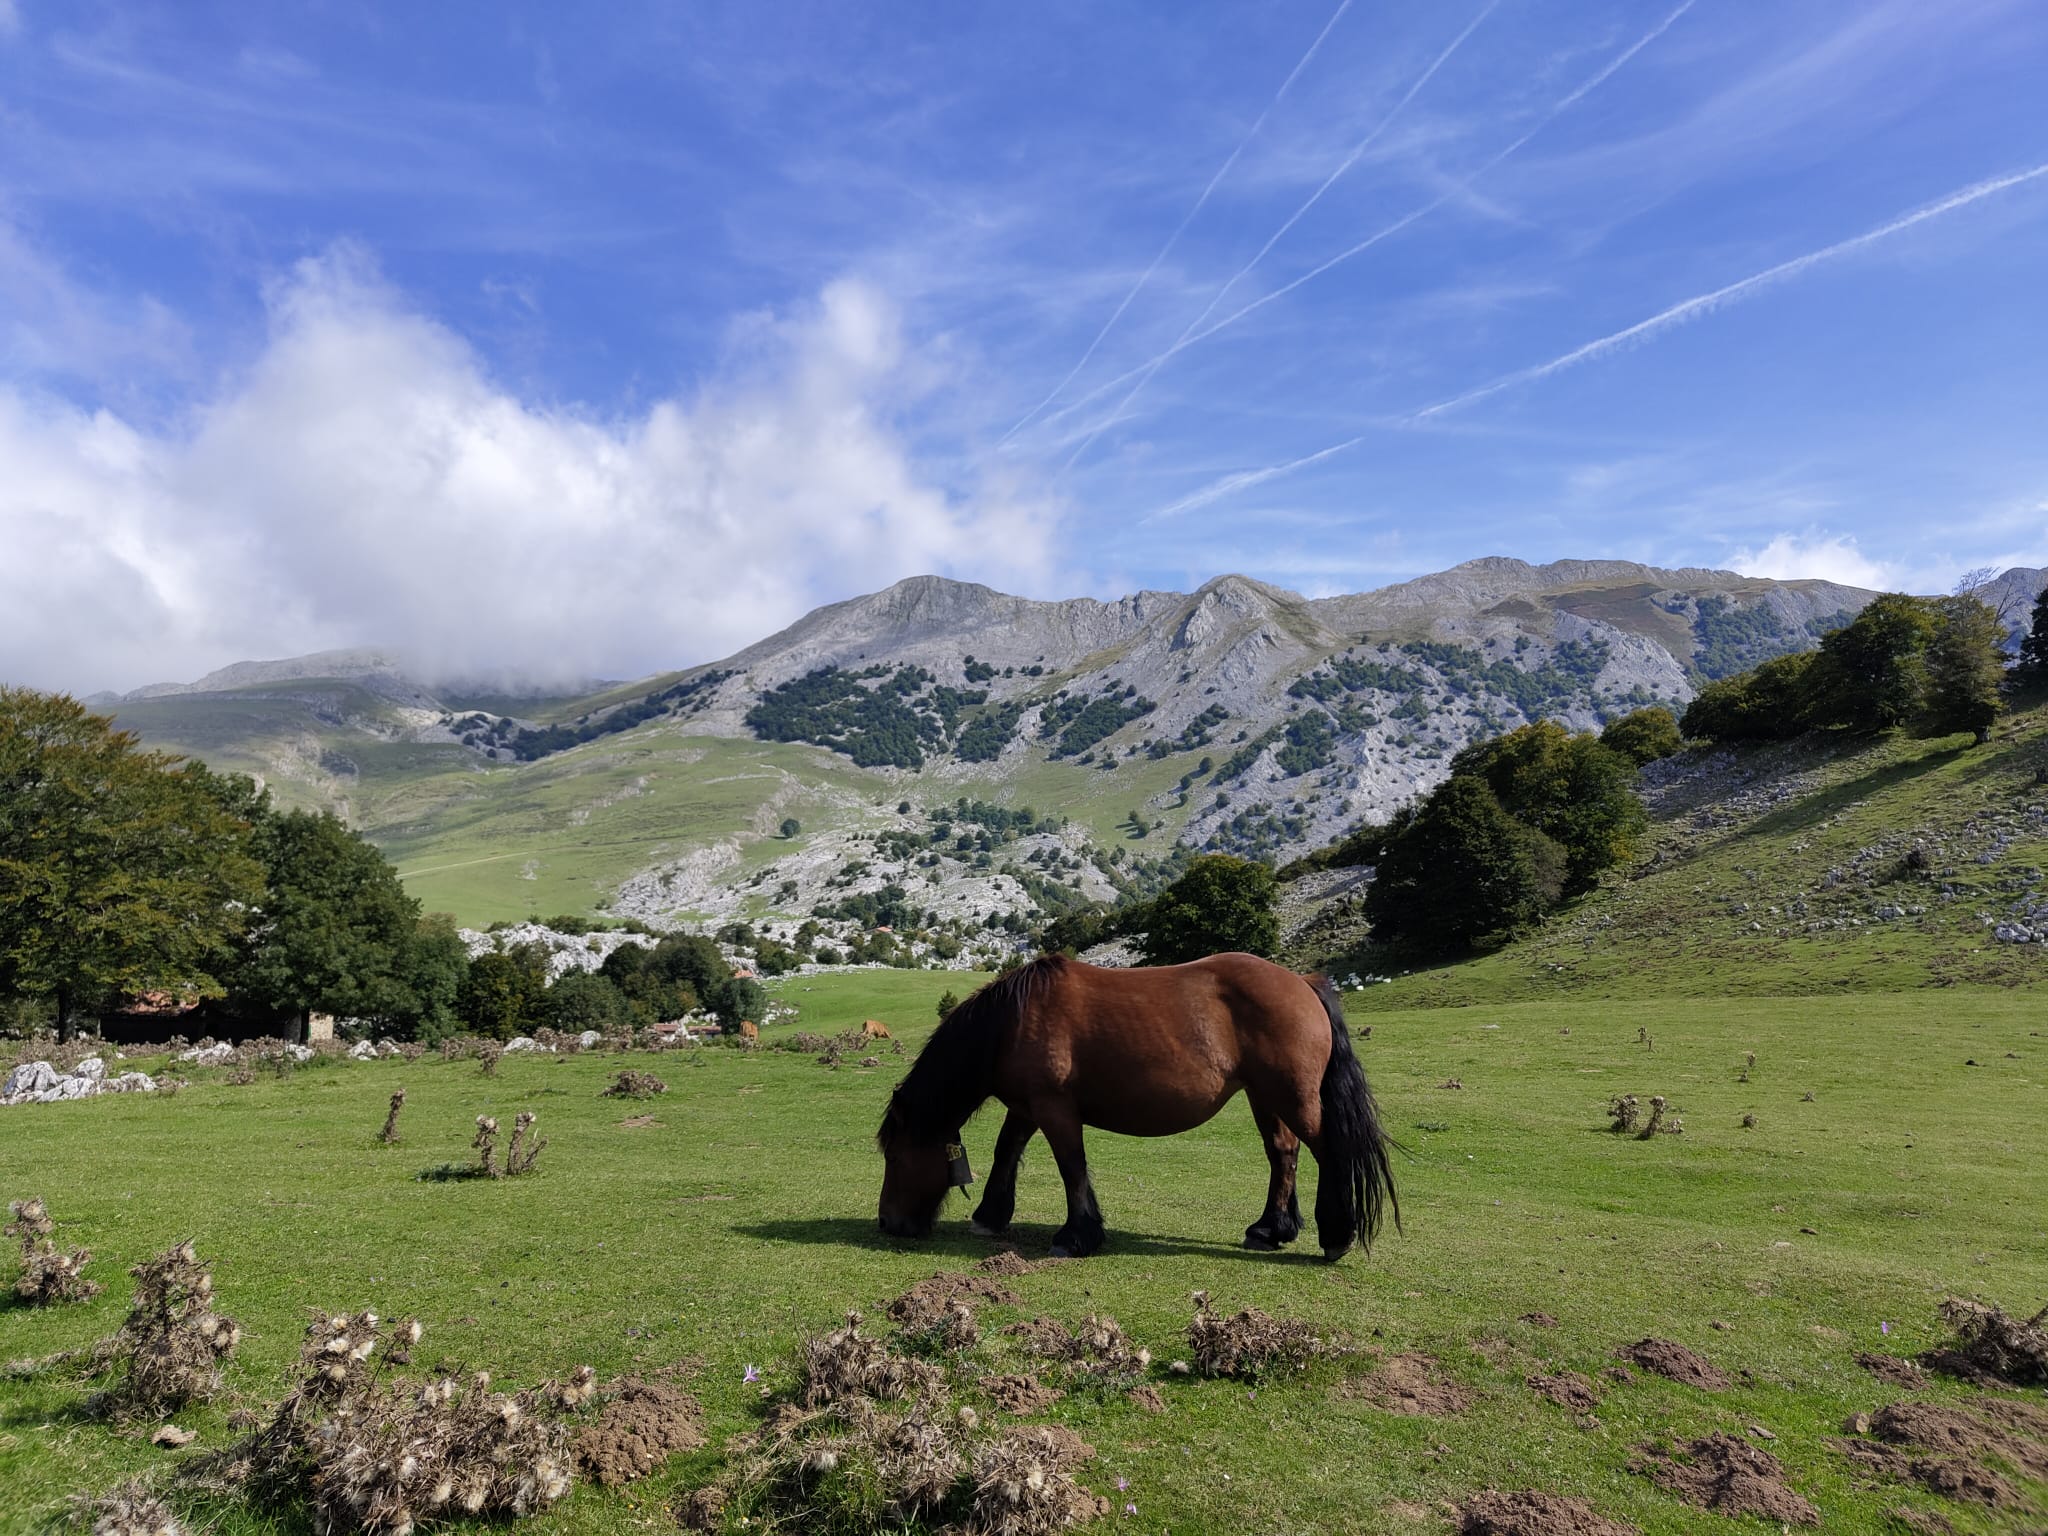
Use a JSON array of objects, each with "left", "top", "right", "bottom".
[
  {"left": 1035, "top": 1102, "right": 1106, "bottom": 1258},
  {"left": 971, "top": 1107, "right": 1037, "bottom": 1237},
  {"left": 1243, "top": 1100, "right": 1303, "bottom": 1251}
]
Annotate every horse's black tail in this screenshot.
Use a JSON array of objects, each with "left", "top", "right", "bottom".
[{"left": 1310, "top": 974, "right": 1400, "bottom": 1259}]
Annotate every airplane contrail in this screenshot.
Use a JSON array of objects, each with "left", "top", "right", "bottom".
[
  {"left": 1146, "top": 159, "right": 2048, "bottom": 519},
  {"left": 1060, "top": 0, "right": 1505, "bottom": 471},
  {"left": 996, "top": 0, "right": 1354, "bottom": 449},
  {"left": 1409, "top": 159, "right": 2048, "bottom": 420},
  {"left": 1049, "top": 0, "right": 1696, "bottom": 453}
]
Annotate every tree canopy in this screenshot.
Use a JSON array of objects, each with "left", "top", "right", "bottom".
[
  {"left": 1129, "top": 854, "right": 1278, "bottom": 965},
  {"left": 0, "top": 689, "right": 266, "bottom": 1038},
  {"left": 1364, "top": 776, "right": 1564, "bottom": 952}
]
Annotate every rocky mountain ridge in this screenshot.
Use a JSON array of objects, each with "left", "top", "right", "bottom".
[{"left": 92, "top": 558, "right": 2047, "bottom": 931}]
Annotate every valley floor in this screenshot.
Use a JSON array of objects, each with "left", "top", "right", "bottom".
[{"left": 4, "top": 972, "right": 2045, "bottom": 1534}]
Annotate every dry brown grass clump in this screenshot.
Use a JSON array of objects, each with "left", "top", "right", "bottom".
[
  {"left": 683, "top": 1312, "right": 1108, "bottom": 1536},
  {"left": 1185, "top": 1291, "right": 1319, "bottom": 1379},
  {"left": 9, "top": 1196, "right": 100, "bottom": 1305},
  {"left": 600, "top": 1069, "right": 668, "bottom": 1099},
  {"left": 379, "top": 1089, "right": 406, "bottom": 1144},
  {"left": 960, "top": 1423, "right": 1104, "bottom": 1536},
  {"left": 1923, "top": 1296, "right": 2048, "bottom": 1387},
  {"left": 90, "top": 1242, "right": 241, "bottom": 1420},
  {"left": 571, "top": 1376, "right": 705, "bottom": 1487},
  {"left": 1008, "top": 1315, "right": 1149, "bottom": 1384},
  {"left": 67, "top": 1479, "right": 186, "bottom": 1536},
  {"left": 799, "top": 1314, "right": 947, "bottom": 1407},
  {"left": 196, "top": 1312, "right": 586, "bottom": 1534}
]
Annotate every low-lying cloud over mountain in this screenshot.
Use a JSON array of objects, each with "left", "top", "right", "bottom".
[{"left": 0, "top": 251, "right": 1061, "bottom": 696}]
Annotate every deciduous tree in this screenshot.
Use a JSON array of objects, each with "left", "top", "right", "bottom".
[{"left": 0, "top": 690, "right": 264, "bottom": 1039}]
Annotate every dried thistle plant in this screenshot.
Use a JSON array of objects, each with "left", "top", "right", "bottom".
[
  {"left": 379, "top": 1089, "right": 406, "bottom": 1145},
  {"left": 1186, "top": 1290, "right": 1319, "bottom": 1379},
  {"left": 504, "top": 1113, "right": 546, "bottom": 1177},
  {"left": 67, "top": 1479, "right": 185, "bottom": 1536},
  {"left": 195, "top": 1312, "right": 583, "bottom": 1534},
  {"left": 1739, "top": 1050, "right": 1756, "bottom": 1083},
  {"left": 472, "top": 1117, "right": 500, "bottom": 1179},
  {"left": 1607, "top": 1095, "right": 1640, "bottom": 1133},
  {"left": 600, "top": 1070, "right": 667, "bottom": 1099},
  {"left": 9, "top": 1196, "right": 101, "bottom": 1306},
  {"left": 91, "top": 1241, "right": 241, "bottom": 1420},
  {"left": 1636, "top": 1095, "right": 1683, "bottom": 1138},
  {"left": 477, "top": 1043, "right": 502, "bottom": 1078}
]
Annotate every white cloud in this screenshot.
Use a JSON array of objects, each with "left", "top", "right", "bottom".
[
  {"left": 0, "top": 250, "right": 1062, "bottom": 694},
  {"left": 1727, "top": 531, "right": 1896, "bottom": 589}
]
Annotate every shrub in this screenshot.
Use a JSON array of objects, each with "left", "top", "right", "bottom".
[
  {"left": 1599, "top": 706, "right": 1683, "bottom": 766},
  {"left": 7, "top": 1196, "right": 99, "bottom": 1305},
  {"left": 1130, "top": 855, "right": 1278, "bottom": 964}
]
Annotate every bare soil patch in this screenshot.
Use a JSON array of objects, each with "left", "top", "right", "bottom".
[
  {"left": 1457, "top": 1489, "right": 1639, "bottom": 1535},
  {"left": 572, "top": 1376, "right": 705, "bottom": 1487},
  {"left": 975, "top": 1250, "right": 1039, "bottom": 1277},
  {"left": 616, "top": 1114, "right": 660, "bottom": 1128},
  {"left": 1343, "top": 1353, "right": 1473, "bottom": 1416},
  {"left": 1126, "top": 1384, "right": 1165, "bottom": 1414},
  {"left": 1855, "top": 1351, "right": 1928, "bottom": 1389},
  {"left": 980, "top": 1372, "right": 1063, "bottom": 1414},
  {"left": 1526, "top": 1372, "right": 1601, "bottom": 1412},
  {"left": 1616, "top": 1337, "right": 1730, "bottom": 1390},
  {"left": 886, "top": 1272, "right": 1022, "bottom": 1332},
  {"left": 1629, "top": 1432, "right": 1819, "bottom": 1525},
  {"left": 1518, "top": 1312, "right": 1560, "bottom": 1329},
  {"left": 1835, "top": 1397, "right": 2048, "bottom": 1509}
]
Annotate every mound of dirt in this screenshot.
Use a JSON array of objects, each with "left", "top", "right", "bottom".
[
  {"left": 1628, "top": 1432, "right": 1818, "bottom": 1525},
  {"left": 573, "top": 1376, "right": 705, "bottom": 1487},
  {"left": 887, "top": 1272, "right": 1022, "bottom": 1331},
  {"left": 980, "top": 1373, "right": 1063, "bottom": 1414},
  {"left": 1457, "top": 1489, "right": 1639, "bottom": 1535},
  {"left": 1855, "top": 1351, "right": 1927, "bottom": 1388},
  {"left": 1518, "top": 1312, "right": 1560, "bottom": 1329},
  {"left": 1127, "top": 1384, "right": 1165, "bottom": 1413},
  {"left": 1835, "top": 1396, "right": 2048, "bottom": 1508},
  {"left": 975, "top": 1250, "right": 1038, "bottom": 1277},
  {"left": 1343, "top": 1353, "right": 1473, "bottom": 1416},
  {"left": 1922, "top": 1297, "right": 2048, "bottom": 1387},
  {"left": 1616, "top": 1337, "right": 1730, "bottom": 1390},
  {"left": 1526, "top": 1372, "right": 1601, "bottom": 1412}
]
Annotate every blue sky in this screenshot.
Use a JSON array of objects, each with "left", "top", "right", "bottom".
[{"left": 3, "top": 0, "right": 2045, "bottom": 690}]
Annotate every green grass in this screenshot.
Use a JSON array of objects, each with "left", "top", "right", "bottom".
[
  {"left": 6, "top": 973, "right": 2045, "bottom": 1534},
  {"left": 1348, "top": 701, "right": 2048, "bottom": 1013}
]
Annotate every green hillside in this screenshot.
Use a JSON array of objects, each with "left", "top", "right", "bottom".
[{"left": 1341, "top": 693, "right": 2048, "bottom": 1012}]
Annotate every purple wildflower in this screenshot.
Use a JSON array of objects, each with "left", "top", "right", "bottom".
[
  {"left": 743, "top": 1363, "right": 760, "bottom": 1383},
  {"left": 1116, "top": 1477, "right": 1129, "bottom": 1492},
  {"left": 1880, "top": 1321, "right": 1890, "bottom": 1336},
  {"left": 1124, "top": 1503, "right": 1137, "bottom": 1517}
]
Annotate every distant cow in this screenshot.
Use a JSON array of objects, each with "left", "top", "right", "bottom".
[
  {"left": 739, "top": 1019, "right": 760, "bottom": 1041},
  {"left": 862, "top": 1019, "right": 892, "bottom": 1040}
]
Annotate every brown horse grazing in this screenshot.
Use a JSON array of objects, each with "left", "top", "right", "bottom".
[{"left": 877, "top": 952, "right": 1398, "bottom": 1260}]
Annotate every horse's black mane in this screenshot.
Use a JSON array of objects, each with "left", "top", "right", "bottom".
[{"left": 879, "top": 953, "right": 1065, "bottom": 1147}]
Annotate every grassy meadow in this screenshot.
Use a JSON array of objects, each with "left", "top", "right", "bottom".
[{"left": 5, "top": 969, "right": 2045, "bottom": 1534}]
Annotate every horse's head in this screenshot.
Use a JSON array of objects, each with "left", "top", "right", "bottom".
[{"left": 876, "top": 1094, "right": 953, "bottom": 1240}]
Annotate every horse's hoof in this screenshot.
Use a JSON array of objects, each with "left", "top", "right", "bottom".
[
  {"left": 1243, "top": 1231, "right": 1282, "bottom": 1251},
  {"left": 969, "top": 1220, "right": 1008, "bottom": 1238},
  {"left": 1050, "top": 1243, "right": 1075, "bottom": 1259}
]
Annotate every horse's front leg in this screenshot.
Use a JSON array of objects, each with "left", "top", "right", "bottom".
[
  {"left": 1035, "top": 1102, "right": 1105, "bottom": 1258},
  {"left": 971, "top": 1106, "right": 1037, "bottom": 1236}
]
